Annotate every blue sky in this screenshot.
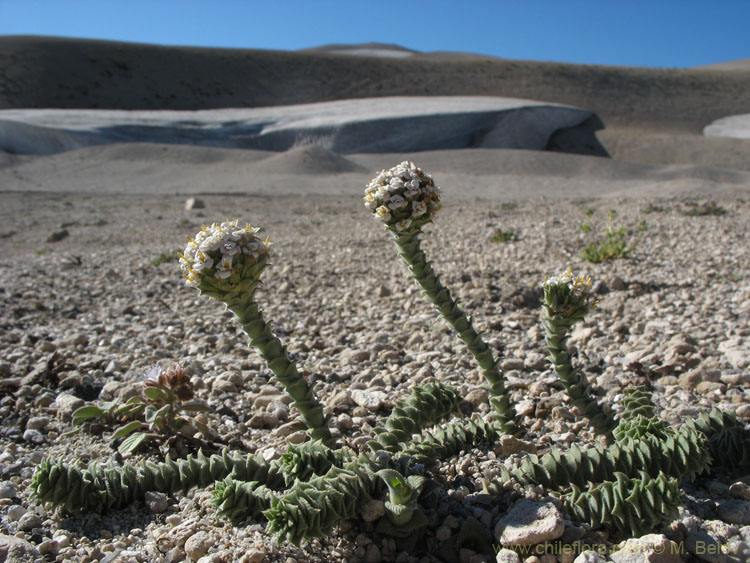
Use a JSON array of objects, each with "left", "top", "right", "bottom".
[{"left": 0, "top": 0, "right": 746, "bottom": 69}]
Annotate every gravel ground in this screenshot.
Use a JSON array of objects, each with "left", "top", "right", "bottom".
[{"left": 1, "top": 190, "right": 749, "bottom": 562}]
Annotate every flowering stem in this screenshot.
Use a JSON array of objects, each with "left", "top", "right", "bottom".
[
  {"left": 544, "top": 312, "right": 614, "bottom": 437},
  {"left": 393, "top": 230, "right": 517, "bottom": 434},
  {"left": 222, "top": 291, "right": 333, "bottom": 446}
]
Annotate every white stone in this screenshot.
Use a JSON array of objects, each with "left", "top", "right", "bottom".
[
  {"left": 494, "top": 500, "right": 564, "bottom": 546},
  {"left": 185, "top": 197, "right": 205, "bottom": 210},
  {"left": 496, "top": 548, "right": 521, "bottom": 563},
  {"left": 184, "top": 530, "right": 212, "bottom": 561},
  {"left": 610, "top": 534, "right": 682, "bottom": 563},
  {"left": 351, "top": 389, "right": 387, "bottom": 410},
  {"left": 574, "top": 551, "right": 607, "bottom": 563}
]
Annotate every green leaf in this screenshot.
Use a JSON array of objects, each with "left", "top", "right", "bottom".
[
  {"left": 144, "top": 405, "right": 157, "bottom": 422},
  {"left": 111, "top": 420, "right": 145, "bottom": 439},
  {"left": 72, "top": 405, "right": 104, "bottom": 424},
  {"left": 152, "top": 404, "right": 172, "bottom": 422},
  {"left": 118, "top": 432, "right": 149, "bottom": 455},
  {"left": 144, "top": 387, "right": 169, "bottom": 404}
]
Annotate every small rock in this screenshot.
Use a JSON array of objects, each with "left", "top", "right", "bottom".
[
  {"left": 17, "top": 511, "right": 43, "bottom": 532},
  {"left": 145, "top": 491, "right": 169, "bottom": 514},
  {"left": 696, "top": 381, "right": 725, "bottom": 395},
  {"left": 717, "top": 500, "right": 750, "bottom": 525},
  {"left": 360, "top": 499, "right": 385, "bottom": 522},
  {"left": 22, "top": 429, "right": 44, "bottom": 444},
  {"left": 0, "top": 481, "right": 17, "bottom": 499},
  {"left": 729, "top": 482, "right": 750, "bottom": 501},
  {"left": 515, "top": 399, "right": 535, "bottom": 417},
  {"left": 463, "top": 388, "right": 489, "bottom": 408},
  {"left": 351, "top": 389, "right": 387, "bottom": 410},
  {"left": 26, "top": 416, "right": 50, "bottom": 431},
  {"left": 185, "top": 197, "right": 205, "bottom": 210},
  {"left": 610, "top": 534, "right": 682, "bottom": 562},
  {"left": 735, "top": 404, "right": 750, "bottom": 420},
  {"left": 678, "top": 369, "right": 704, "bottom": 390},
  {"left": 341, "top": 349, "right": 371, "bottom": 364},
  {"left": 364, "top": 543, "right": 381, "bottom": 563},
  {"left": 501, "top": 358, "right": 525, "bottom": 371},
  {"left": 55, "top": 393, "right": 85, "bottom": 421},
  {"left": 286, "top": 430, "right": 308, "bottom": 444},
  {"left": 46, "top": 229, "right": 69, "bottom": 242},
  {"left": 494, "top": 500, "right": 564, "bottom": 546},
  {"left": 6, "top": 505, "right": 26, "bottom": 522},
  {"left": 721, "top": 372, "right": 750, "bottom": 386},
  {"left": 212, "top": 379, "right": 238, "bottom": 393},
  {"left": 610, "top": 276, "right": 627, "bottom": 290},
  {"left": 0, "top": 534, "right": 41, "bottom": 561},
  {"left": 329, "top": 390, "right": 353, "bottom": 408},
  {"left": 685, "top": 530, "right": 727, "bottom": 563},
  {"left": 499, "top": 435, "right": 537, "bottom": 456},
  {"left": 239, "top": 550, "right": 266, "bottom": 563},
  {"left": 377, "top": 285, "right": 391, "bottom": 298},
  {"left": 719, "top": 338, "right": 750, "bottom": 370},
  {"left": 524, "top": 352, "right": 547, "bottom": 371},
  {"left": 436, "top": 525, "right": 452, "bottom": 542},
  {"left": 336, "top": 413, "right": 353, "bottom": 430},
  {"left": 184, "top": 530, "right": 211, "bottom": 561},
  {"left": 496, "top": 548, "right": 521, "bottom": 563},
  {"left": 38, "top": 539, "right": 59, "bottom": 556},
  {"left": 574, "top": 552, "right": 607, "bottom": 563},
  {"left": 569, "top": 325, "right": 600, "bottom": 345}
]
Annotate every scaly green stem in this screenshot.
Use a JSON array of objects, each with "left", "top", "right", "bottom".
[
  {"left": 393, "top": 230, "right": 516, "bottom": 434},
  {"left": 222, "top": 290, "right": 333, "bottom": 445},
  {"left": 544, "top": 313, "right": 614, "bottom": 437}
]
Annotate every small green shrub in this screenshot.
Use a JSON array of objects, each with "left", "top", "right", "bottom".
[
  {"left": 488, "top": 226, "right": 519, "bottom": 243},
  {"left": 581, "top": 210, "right": 647, "bottom": 263},
  {"left": 678, "top": 200, "right": 728, "bottom": 216},
  {"left": 642, "top": 203, "right": 667, "bottom": 214},
  {"left": 151, "top": 249, "right": 182, "bottom": 266}
]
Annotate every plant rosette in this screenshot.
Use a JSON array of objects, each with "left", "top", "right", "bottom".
[{"left": 108, "top": 365, "right": 210, "bottom": 455}]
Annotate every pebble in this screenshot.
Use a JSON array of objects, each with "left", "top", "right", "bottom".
[
  {"left": 54, "top": 393, "right": 85, "bottom": 420},
  {"left": 495, "top": 548, "right": 520, "bottom": 562},
  {"left": 0, "top": 534, "right": 40, "bottom": 560},
  {"left": 184, "top": 530, "right": 212, "bottom": 560},
  {"left": 5, "top": 505, "right": 26, "bottom": 521},
  {"left": 610, "top": 534, "right": 682, "bottom": 562},
  {"left": 494, "top": 500, "right": 564, "bottom": 546},
  {"left": 185, "top": 197, "right": 205, "bottom": 210},
  {"left": 351, "top": 389, "right": 387, "bottom": 410},
  {"left": 574, "top": 552, "right": 607, "bottom": 563},
  {"left": 359, "top": 499, "right": 385, "bottom": 522},
  {"left": 0, "top": 481, "right": 17, "bottom": 499},
  {"left": 146, "top": 491, "right": 169, "bottom": 513},
  {"left": 729, "top": 483, "right": 750, "bottom": 501},
  {"left": 717, "top": 500, "right": 750, "bottom": 526},
  {"left": 38, "top": 539, "right": 60, "bottom": 556},
  {"left": 17, "top": 511, "right": 43, "bottom": 531}
]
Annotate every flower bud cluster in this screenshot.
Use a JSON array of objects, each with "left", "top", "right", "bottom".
[
  {"left": 144, "top": 364, "right": 194, "bottom": 401},
  {"left": 180, "top": 220, "right": 271, "bottom": 288},
  {"left": 543, "top": 268, "right": 597, "bottom": 321},
  {"left": 364, "top": 161, "right": 441, "bottom": 233}
]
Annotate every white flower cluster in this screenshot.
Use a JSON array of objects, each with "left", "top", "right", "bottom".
[
  {"left": 180, "top": 220, "right": 270, "bottom": 288},
  {"left": 364, "top": 161, "right": 441, "bottom": 232},
  {"left": 544, "top": 267, "right": 593, "bottom": 295}
]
